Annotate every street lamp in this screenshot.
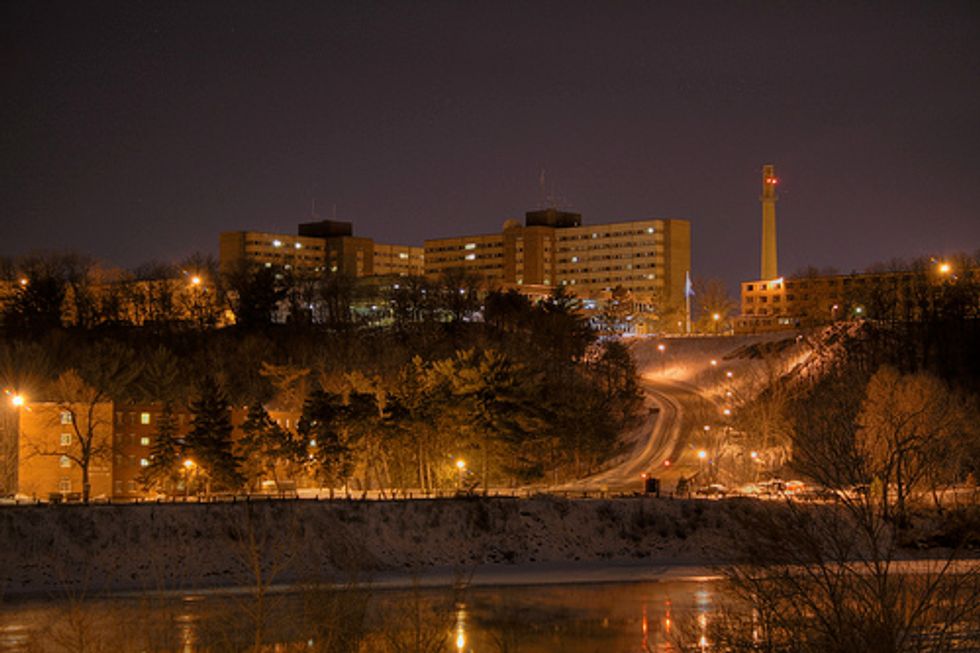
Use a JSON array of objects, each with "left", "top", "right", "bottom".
[
  {"left": 697, "top": 449, "right": 707, "bottom": 478},
  {"left": 455, "top": 459, "right": 466, "bottom": 491},
  {"left": 938, "top": 262, "right": 952, "bottom": 275},
  {"left": 190, "top": 275, "right": 202, "bottom": 287},
  {"left": 10, "top": 394, "right": 24, "bottom": 408},
  {"left": 183, "top": 459, "right": 195, "bottom": 499}
]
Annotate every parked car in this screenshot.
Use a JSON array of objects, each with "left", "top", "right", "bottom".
[{"left": 695, "top": 483, "right": 729, "bottom": 498}]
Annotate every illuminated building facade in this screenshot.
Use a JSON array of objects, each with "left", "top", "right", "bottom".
[
  {"left": 425, "top": 209, "right": 692, "bottom": 311},
  {"left": 219, "top": 220, "right": 424, "bottom": 277},
  {"left": 734, "top": 264, "right": 978, "bottom": 333}
]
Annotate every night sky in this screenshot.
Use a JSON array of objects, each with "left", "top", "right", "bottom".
[{"left": 3, "top": 1, "right": 978, "bottom": 287}]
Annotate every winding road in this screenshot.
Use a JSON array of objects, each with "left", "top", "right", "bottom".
[{"left": 557, "top": 377, "right": 716, "bottom": 493}]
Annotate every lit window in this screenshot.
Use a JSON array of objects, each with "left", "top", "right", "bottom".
[
  {"left": 140, "top": 436, "right": 150, "bottom": 446},
  {"left": 140, "top": 412, "right": 151, "bottom": 425},
  {"left": 295, "top": 242, "right": 302, "bottom": 249},
  {"left": 140, "top": 458, "right": 150, "bottom": 467},
  {"left": 646, "top": 227, "right": 654, "bottom": 234},
  {"left": 60, "top": 411, "right": 72, "bottom": 425},
  {"left": 58, "top": 478, "right": 71, "bottom": 493},
  {"left": 272, "top": 239, "right": 282, "bottom": 247},
  {"left": 464, "top": 243, "right": 477, "bottom": 250},
  {"left": 309, "top": 439, "right": 317, "bottom": 447},
  {"left": 571, "top": 256, "right": 579, "bottom": 263},
  {"left": 59, "top": 455, "right": 71, "bottom": 468},
  {"left": 465, "top": 253, "right": 476, "bottom": 260},
  {"left": 399, "top": 252, "right": 409, "bottom": 259},
  {"left": 60, "top": 433, "right": 72, "bottom": 446}
]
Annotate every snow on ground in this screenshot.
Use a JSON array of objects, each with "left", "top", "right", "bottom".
[
  {"left": 629, "top": 332, "right": 815, "bottom": 401},
  {"left": 0, "top": 497, "right": 749, "bottom": 598}
]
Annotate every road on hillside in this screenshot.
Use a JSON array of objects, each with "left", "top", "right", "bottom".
[{"left": 554, "top": 378, "right": 717, "bottom": 493}]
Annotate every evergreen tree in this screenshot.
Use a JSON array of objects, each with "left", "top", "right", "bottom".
[
  {"left": 238, "top": 403, "right": 304, "bottom": 492},
  {"left": 139, "top": 402, "right": 182, "bottom": 494},
  {"left": 186, "top": 376, "right": 243, "bottom": 492},
  {"left": 298, "top": 388, "right": 355, "bottom": 488}
]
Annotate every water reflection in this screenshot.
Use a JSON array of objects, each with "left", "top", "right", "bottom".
[{"left": 0, "top": 579, "right": 718, "bottom": 652}]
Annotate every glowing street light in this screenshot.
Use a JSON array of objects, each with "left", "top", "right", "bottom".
[
  {"left": 726, "top": 371, "right": 734, "bottom": 378},
  {"left": 183, "top": 459, "right": 196, "bottom": 499},
  {"left": 190, "top": 275, "right": 202, "bottom": 286},
  {"left": 657, "top": 343, "right": 666, "bottom": 353},
  {"left": 697, "top": 450, "right": 707, "bottom": 460},
  {"left": 722, "top": 408, "right": 731, "bottom": 416},
  {"left": 18, "top": 277, "right": 28, "bottom": 287},
  {"left": 10, "top": 394, "right": 25, "bottom": 408},
  {"left": 710, "top": 359, "right": 718, "bottom": 366},
  {"left": 455, "top": 459, "right": 466, "bottom": 490},
  {"left": 938, "top": 262, "right": 952, "bottom": 275}
]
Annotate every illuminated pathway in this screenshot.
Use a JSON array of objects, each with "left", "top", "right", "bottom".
[{"left": 554, "top": 377, "right": 717, "bottom": 493}]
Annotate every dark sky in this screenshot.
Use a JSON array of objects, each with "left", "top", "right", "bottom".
[{"left": 2, "top": 1, "right": 979, "bottom": 287}]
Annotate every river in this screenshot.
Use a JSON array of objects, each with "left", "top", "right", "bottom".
[{"left": 0, "top": 579, "right": 719, "bottom": 652}]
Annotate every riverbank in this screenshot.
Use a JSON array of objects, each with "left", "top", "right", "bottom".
[{"left": 0, "top": 496, "right": 738, "bottom": 599}]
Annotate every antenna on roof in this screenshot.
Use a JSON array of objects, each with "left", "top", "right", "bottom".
[{"left": 539, "top": 168, "right": 547, "bottom": 208}]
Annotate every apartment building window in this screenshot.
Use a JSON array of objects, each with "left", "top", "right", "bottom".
[
  {"left": 140, "top": 458, "right": 149, "bottom": 467},
  {"left": 59, "top": 478, "right": 71, "bottom": 493},
  {"left": 60, "top": 455, "right": 71, "bottom": 468},
  {"left": 140, "top": 436, "right": 150, "bottom": 446},
  {"left": 60, "top": 411, "right": 72, "bottom": 425},
  {"left": 141, "top": 412, "right": 151, "bottom": 425},
  {"left": 60, "top": 433, "right": 72, "bottom": 446}
]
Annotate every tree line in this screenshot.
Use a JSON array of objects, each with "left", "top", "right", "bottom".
[{"left": 0, "top": 277, "right": 643, "bottom": 500}]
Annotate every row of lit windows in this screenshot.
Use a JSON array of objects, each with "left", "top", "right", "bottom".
[
  {"left": 562, "top": 276, "right": 663, "bottom": 285},
  {"left": 558, "top": 226, "right": 658, "bottom": 241}
]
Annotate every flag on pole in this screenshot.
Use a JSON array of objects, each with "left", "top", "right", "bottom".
[{"left": 684, "top": 271, "right": 693, "bottom": 334}]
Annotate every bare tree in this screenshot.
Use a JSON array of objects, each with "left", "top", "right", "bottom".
[
  {"left": 857, "top": 366, "right": 978, "bottom": 525},
  {"left": 38, "top": 370, "right": 115, "bottom": 503}
]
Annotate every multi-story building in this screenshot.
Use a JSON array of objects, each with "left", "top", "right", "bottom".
[
  {"left": 12, "top": 401, "right": 114, "bottom": 500},
  {"left": 734, "top": 263, "right": 977, "bottom": 333},
  {"left": 1, "top": 396, "right": 254, "bottom": 501},
  {"left": 219, "top": 220, "right": 424, "bottom": 277},
  {"left": 424, "top": 209, "right": 692, "bottom": 311}
]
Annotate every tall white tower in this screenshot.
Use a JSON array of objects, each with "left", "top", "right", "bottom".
[{"left": 760, "top": 164, "right": 779, "bottom": 280}]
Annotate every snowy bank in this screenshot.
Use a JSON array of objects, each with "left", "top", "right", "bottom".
[{"left": 0, "top": 496, "right": 744, "bottom": 598}]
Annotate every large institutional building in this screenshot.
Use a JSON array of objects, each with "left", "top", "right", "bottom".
[
  {"left": 219, "top": 220, "right": 425, "bottom": 278},
  {"left": 425, "top": 209, "right": 691, "bottom": 309},
  {"left": 734, "top": 165, "right": 975, "bottom": 332},
  {"left": 221, "top": 210, "right": 692, "bottom": 313}
]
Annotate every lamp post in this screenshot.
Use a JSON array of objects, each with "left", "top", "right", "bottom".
[
  {"left": 455, "top": 459, "right": 466, "bottom": 491},
  {"left": 183, "top": 459, "right": 195, "bottom": 500},
  {"left": 657, "top": 343, "right": 666, "bottom": 373},
  {"left": 697, "top": 449, "right": 707, "bottom": 479}
]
